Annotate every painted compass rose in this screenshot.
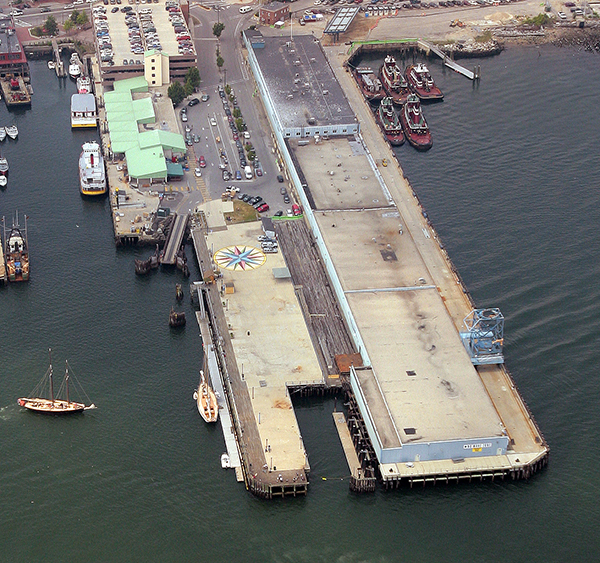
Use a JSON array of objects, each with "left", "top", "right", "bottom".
[{"left": 214, "top": 245, "right": 266, "bottom": 271}]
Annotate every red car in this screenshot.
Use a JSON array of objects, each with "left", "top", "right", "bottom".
[
  {"left": 198, "top": 156, "right": 206, "bottom": 168},
  {"left": 257, "top": 203, "right": 270, "bottom": 213},
  {"left": 292, "top": 203, "right": 302, "bottom": 216}
]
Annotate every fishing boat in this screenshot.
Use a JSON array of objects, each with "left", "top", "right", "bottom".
[
  {"left": 0, "top": 127, "right": 6, "bottom": 141},
  {"left": 399, "top": 93, "right": 433, "bottom": 151},
  {"left": 175, "top": 283, "right": 183, "bottom": 301},
  {"left": 375, "top": 97, "right": 404, "bottom": 146},
  {"left": 0, "top": 153, "right": 8, "bottom": 176},
  {"left": 17, "top": 349, "right": 96, "bottom": 415},
  {"left": 79, "top": 141, "right": 106, "bottom": 196},
  {"left": 77, "top": 75, "right": 91, "bottom": 94},
  {"left": 169, "top": 307, "right": 186, "bottom": 327},
  {"left": 3, "top": 212, "right": 29, "bottom": 282},
  {"left": 405, "top": 63, "right": 444, "bottom": 101},
  {"left": 221, "top": 453, "right": 231, "bottom": 468},
  {"left": 379, "top": 55, "right": 411, "bottom": 105},
  {"left": 6, "top": 125, "right": 18, "bottom": 139},
  {"left": 193, "top": 370, "right": 218, "bottom": 423},
  {"left": 352, "top": 66, "right": 384, "bottom": 101}
]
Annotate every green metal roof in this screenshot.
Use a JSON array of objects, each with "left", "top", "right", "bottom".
[
  {"left": 113, "top": 76, "right": 149, "bottom": 93},
  {"left": 138, "top": 130, "right": 186, "bottom": 152},
  {"left": 166, "top": 161, "right": 183, "bottom": 177},
  {"left": 125, "top": 146, "right": 167, "bottom": 179},
  {"left": 132, "top": 97, "right": 155, "bottom": 124}
]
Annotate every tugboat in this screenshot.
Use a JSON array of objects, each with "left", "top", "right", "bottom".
[
  {"left": 405, "top": 63, "right": 444, "bottom": 101},
  {"left": 17, "top": 349, "right": 96, "bottom": 415},
  {"left": 375, "top": 97, "right": 405, "bottom": 146},
  {"left": 193, "top": 370, "right": 218, "bottom": 423},
  {"left": 399, "top": 94, "right": 433, "bottom": 151},
  {"left": 379, "top": 55, "right": 411, "bottom": 105},
  {"left": 169, "top": 307, "right": 186, "bottom": 327},
  {"left": 352, "top": 66, "right": 384, "bottom": 101},
  {"left": 3, "top": 212, "right": 29, "bottom": 282}
]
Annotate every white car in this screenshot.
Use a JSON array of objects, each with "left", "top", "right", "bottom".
[
  {"left": 10, "top": 9, "right": 24, "bottom": 16},
  {"left": 210, "top": 117, "right": 217, "bottom": 126},
  {"left": 557, "top": 11, "right": 567, "bottom": 19},
  {"left": 194, "top": 168, "right": 202, "bottom": 177}
]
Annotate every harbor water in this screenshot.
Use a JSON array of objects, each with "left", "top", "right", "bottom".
[{"left": 1, "top": 46, "right": 599, "bottom": 562}]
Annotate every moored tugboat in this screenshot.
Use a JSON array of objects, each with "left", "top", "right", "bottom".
[
  {"left": 3, "top": 212, "right": 29, "bottom": 282},
  {"left": 399, "top": 94, "right": 433, "bottom": 151},
  {"left": 375, "top": 97, "right": 404, "bottom": 146},
  {"left": 379, "top": 55, "right": 411, "bottom": 105},
  {"left": 352, "top": 66, "right": 384, "bottom": 101},
  {"left": 405, "top": 63, "right": 444, "bottom": 101}
]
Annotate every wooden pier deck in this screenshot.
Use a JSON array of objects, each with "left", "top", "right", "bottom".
[{"left": 51, "top": 39, "right": 66, "bottom": 78}]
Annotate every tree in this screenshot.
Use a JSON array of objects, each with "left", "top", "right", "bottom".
[
  {"left": 233, "top": 108, "right": 241, "bottom": 119},
  {"left": 64, "top": 19, "right": 74, "bottom": 33},
  {"left": 44, "top": 15, "right": 58, "bottom": 36},
  {"left": 212, "top": 22, "right": 225, "bottom": 38},
  {"left": 216, "top": 55, "right": 224, "bottom": 68},
  {"left": 70, "top": 10, "right": 80, "bottom": 23},
  {"left": 168, "top": 81, "right": 186, "bottom": 106},
  {"left": 225, "top": 84, "right": 231, "bottom": 95},
  {"left": 76, "top": 11, "right": 88, "bottom": 25},
  {"left": 184, "top": 80, "right": 194, "bottom": 97},
  {"left": 185, "top": 67, "right": 200, "bottom": 89}
]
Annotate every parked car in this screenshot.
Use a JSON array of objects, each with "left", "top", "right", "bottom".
[
  {"left": 235, "top": 170, "right": 242, "bottom": 181},
  {"left": 194, "top": 168, "right": 202, "bottom": 177},
  {"left": 277, "top": 174, "right": 284, "bottom": 183},
  {"left": 198, "top": 156, "right": 206, "bottom": 168},
  {"left": 257, "top": 203, "right": 270, "bottom": 213},
  {"left": 292, "top": 204, "right": 302, "bottom": 216},
  {"left": 188, "top": 97, "right": 200, "bottom": 106},
  {"left": 201, "top": 94, "right": 210, "bottom": 102}
]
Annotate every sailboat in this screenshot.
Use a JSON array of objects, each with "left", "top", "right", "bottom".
[
  {"left": 6, "top": 125, "right": 18, "bottom": 140},
  {"left": 0, "top": 127, "right": 6, "bottom": 141},
  {"left": 17, "top": 349, "right": 96, "bottom": 414},
  {"left": 193, "top": 370, "right": 218, "bottom": 423}
]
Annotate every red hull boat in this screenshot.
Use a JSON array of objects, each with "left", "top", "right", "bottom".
[
  {"left": 399, "top": 94, "right": 433, "bottom": 151},
  {"left": 405, "top": 63, "right": 444, "bottom": 101},
  {"left": 353, "top": 67, "right": 384, "bottom": 101},
  {"left": 375, "top": 97, "right": 404, "bottom": 146},
  {"left": 379, "top": 55, "right": 411, "bottom": 106}
]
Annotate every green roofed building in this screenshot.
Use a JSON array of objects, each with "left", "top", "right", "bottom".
[{"left": 104, "top": 77, "right": 185, "bottom": 185}]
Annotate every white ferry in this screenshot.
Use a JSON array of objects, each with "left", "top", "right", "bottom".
[
  {"left": 71, "top": 93, "right": 97, "bottom": 128},
  {"left": 79, "top": 141, "right": 106, "bottom": 196}
]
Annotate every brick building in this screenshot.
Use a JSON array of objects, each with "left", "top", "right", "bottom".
[{"left": 259, "top": 2, "right": 290, "bottom": 25}]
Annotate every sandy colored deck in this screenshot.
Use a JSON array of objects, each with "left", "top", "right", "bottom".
[{"left": 206, "top": 221, "right": 324, "bottom": 474}]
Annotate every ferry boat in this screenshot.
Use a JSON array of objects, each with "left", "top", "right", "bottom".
[
  {"left": 77, "top": 75, "right": 91, "bottom": 94},
  {"left": 405, "top": 63, "right": 444, "bottom": 101},
  {"left": 71, "top": 94, "right": 97, "bottom": 128},
  {"left": 68, "top": 63, "right": 81, "bottom": 79},
  {"left": 399, "top": 93, "right": 433, "bottom": 151},
  {"left": 17, "top": 349, "right": 96, "bottom": 415},
  {"left": 379, "top": 55, "right": 411, "bottom": 105},
  {"left": 79, "top": 141, "right": 106, "bottom": 196},
  {"left": 352, "top": 66, "right": 384, "bottom": 101},
  {"left": 193, "top": 370, "right": 218, "bottom": 423},
  {"left": 375, "top": 97, "right": 404, "bottom": 146},
  {"left": 3, "top": 212, "right": 29, "bottom": 282}
]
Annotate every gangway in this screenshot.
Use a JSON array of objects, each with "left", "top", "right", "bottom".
[
  {"left": 417, "top": 39, "right": 479, "bottom": 80},
  {"left": 160, "top": 212, "right": 189, "bottom": 265}
]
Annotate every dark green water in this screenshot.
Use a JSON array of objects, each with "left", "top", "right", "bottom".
[{"left": 1, "top": 47, "right": 599, "bottom": 562}]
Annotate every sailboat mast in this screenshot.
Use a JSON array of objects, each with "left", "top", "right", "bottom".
[
  {"left": 48, "top": 348, "right": 54, "bottom": 402},
  {"left": 65, "top": 361, "right": 70, "bottom": 404}
]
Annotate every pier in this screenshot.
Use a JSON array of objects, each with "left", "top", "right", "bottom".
[
  {"left": 51, "top": 39, "right": 66, "bottom": 78},
  {"left": 160, "top": 213, "right": 188, "bottom": 265}
]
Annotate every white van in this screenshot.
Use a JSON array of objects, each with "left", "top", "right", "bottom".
[
  {"left": 239, "top": 5, "right": 253, "bottom": 13},
  {"left": 244, "top": 165, "right": 253, "bottom": 180}
]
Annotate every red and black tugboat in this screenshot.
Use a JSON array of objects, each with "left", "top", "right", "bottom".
[
  {"left": 399, "top": 94, "right": 433, "bottom": 151},
  {"left": 375, "top": 97, "right": 404, "bottom": 146},
  {"left": 405, "top": 63, "right": 444, "bottom": 101},
  {"left": 352, "top": 66, "right": 384, "bottom": 101},
  {"left": 379, "top": 55, "right": 411, "bottom": 106}
]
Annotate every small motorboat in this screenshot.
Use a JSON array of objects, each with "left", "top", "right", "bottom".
[
  {"left": 68, "top": 63, "right": 81, "bottom": 79},
  {"left": 221, "top": 453, "right": 231, "bottom": 469},
  {"left": 6, "top": 125, "right": 18, "bottom": 140},
  {"left": 48, "top": 60, "right": 56, "bottom": 70},
  {"left": 0, "top": 127, "right": 6, "bottom": 142},
  {"left": 0, "top": 155, "right": 8, "bottom": 176},
  {"left": 0, "top": 175, "right": 7, "bottom": 188}
]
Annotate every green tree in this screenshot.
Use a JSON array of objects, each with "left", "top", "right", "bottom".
[
  {"left": 168, "top": 81, "right": 186, "bottom": 106},
  {"left": 212, "top": 22, "right": 225, "bottom": 38},
  {"left": 75, "top": 11, "right": 88, "bottom": 25},
  {"left": 233, "top": 108, "right": 241, "bottom": 119},
  {"left": 235, "top": 117, "right": 245, "bottom": 131},
  {"left": 44, "top": 15, "right": 58, "bottom": 36},
  {"left": 216, "top": 55, "right": 224, "bottom": 68},
  {"left": 64, "top": 19, "right": 74, "bottom": 32},
  {"left": 225, "top": 84, "right": 231, "bottom": 95},
  {"left": 70, "top": 9, "right": 80, "bottom": 23},
  {"left": 185, "top": 66, "right": 200, "bottom": 89},
  {"left": 184, "top": 79, "right": 194, "bottom": 97}
]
